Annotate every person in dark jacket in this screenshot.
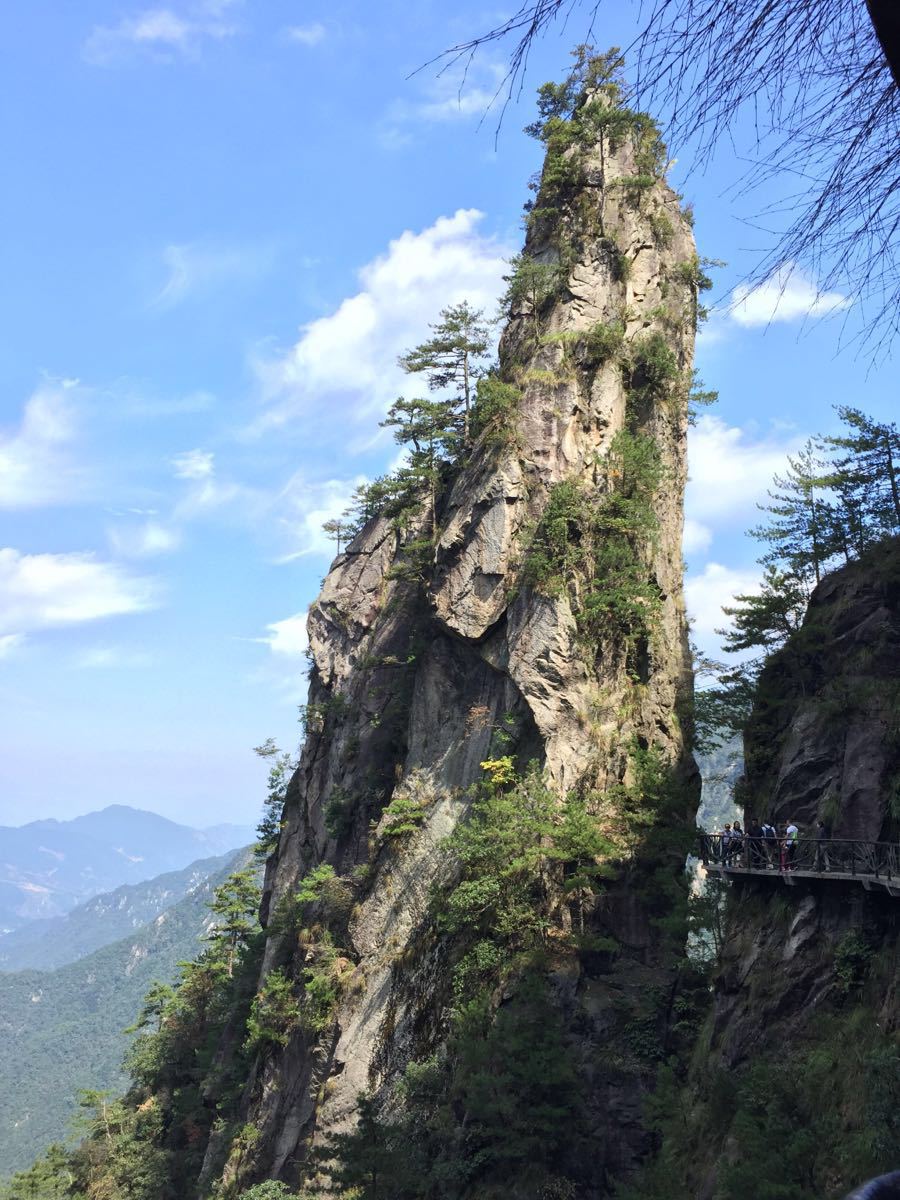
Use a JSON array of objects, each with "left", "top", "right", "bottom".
[
  {"left": 748, "top": 817, "right": 765, "bottom": 867},
  {"left": 815, "top": 819, "right": 832, "bottom": 871}
]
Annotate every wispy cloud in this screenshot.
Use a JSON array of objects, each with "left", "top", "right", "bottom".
[
  {"left": 107, "top": 520, "right": 182, "bottom": 558},
  {"left": 0, "top": 549, "right": 160, "bottom": 642},
  {"left": 0, "top": 634, "right": 24, "bottom": 660},
  {"left": 170, "top": 449, "right": 264, "bottom": 522},
  {"left": 275, "top": 474, "right": 367, "bottom": 560},
  {"left": 283, "top": 23, "right": 326, "bottom": 47},
  {"left": 152, "top": 240, "right": 275, "bottom": 308},
  {"left": 74, "top": 645, "right": 152, "bottom": 669},
  {"left": 380, "top": 60, "right": 506, "bottom": 145},
  {"left": 84, "top": 4, "right": 240, "bottom": 66},
  {"left": 0, "top": 380, "right": 90, "bottom": 509},
  {"left": 252, "top": 209, "right": 510, "bottom": 437},
  {"left": 172, "top": 448, "right": 215, "bottom": 479},
  {"left": 730, "top": 263, "right": 850, "bottom": 327}
]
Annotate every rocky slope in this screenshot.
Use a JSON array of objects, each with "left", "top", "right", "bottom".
[{"left": 212, "top": 78, "right": 702, "bottom": 1197}]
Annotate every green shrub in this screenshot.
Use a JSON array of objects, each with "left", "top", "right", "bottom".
[
  {"left": 520, "top": 431, "right": 663, "bottom": 645},
  {"left": 471, "top": 376, "right": 521, "bottom": 444},
  {"left": 629, "top": 331, "right": 679, "bottom": 396},
  {"left": 323, "top": 786, "right": 355, "bottom": 840},
  {"left": 244, "top": 969, "right": 301, "bottom": 1054},
  {"left": 582, "top": 319, "right": 625, "bottom": 368},
  {"left": 834, "top": 931, "right": 873, "bottom": 993},
  {"left": 381, "top": 771, "right": 436, "bottom": 838},
  {"left": 649, "top": 211, "right": 674, "bottom": 246}
]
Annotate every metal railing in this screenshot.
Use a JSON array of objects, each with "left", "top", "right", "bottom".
[{"left": 698, "top": 833, "right": 900, "bottom": 882}]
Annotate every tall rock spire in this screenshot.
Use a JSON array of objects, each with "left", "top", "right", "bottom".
[{"left": 215, "top": 55, "right": 702, "bottom": 1196}]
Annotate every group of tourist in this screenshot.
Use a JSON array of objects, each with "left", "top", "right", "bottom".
[{"left": 704, "top": 818, "right": 833, "bottom": 872}]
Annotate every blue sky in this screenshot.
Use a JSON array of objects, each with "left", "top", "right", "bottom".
[{"left": 1, "top": 0, "right": 895, "bottom": 827}]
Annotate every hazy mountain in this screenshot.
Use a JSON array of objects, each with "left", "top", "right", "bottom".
[
  {"left": 0, "top": 805, "right": 254, "bottom": 931},
  {"left": 0, "top": 849, "right": 247, "bottom": 1177},
  {"left": 0, "top": 851, "right": 240, "bottom": 971}
]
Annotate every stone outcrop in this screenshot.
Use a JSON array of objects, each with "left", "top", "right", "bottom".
[{"left": 214, "top": 94, "right": 702, "bottom": 1196}]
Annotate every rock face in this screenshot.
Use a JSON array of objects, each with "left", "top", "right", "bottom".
[
  {"left": 646, "top": 543, "right": 900, "bottom": 1200},
  {"left": 742, "top": 537, "right": 900, "bottom": 841},
  {"left": 217, "top": 95, "right": 701, "bottom": 1195}
]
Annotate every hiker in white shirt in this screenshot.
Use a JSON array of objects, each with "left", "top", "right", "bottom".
[{"left": 785, "top": 820, "right": 799, "bottom": 870}]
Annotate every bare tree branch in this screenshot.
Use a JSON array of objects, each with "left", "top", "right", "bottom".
[{"left": 436, "top": 0, "right": 900, "bottom": 356}]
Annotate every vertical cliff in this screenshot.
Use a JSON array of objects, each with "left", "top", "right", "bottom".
[
  {"left": 627, "top": 542, "right": 900, "bottom": 1200},
  {"left": 209, "top": 63, "right": 702, "bottom": 1198}
]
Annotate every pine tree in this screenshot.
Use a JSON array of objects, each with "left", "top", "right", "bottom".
[
  {"left": 321, "top": 517, "right": 349, "bottom": 555},
  {"left": 206, "top": 870, "right": 260, "bottom": 978},
  {"left": 398, "top": 302, "right": 490, "bottom": 448},
  {"left": 380, "top": 396, "right": 457, "bottom": 539},
  {"left": 749, "top": 440, "right": 834, "bottom": 587},
  {"left": 824, "top": 405, "right": 900, "bottom": 537},
  {"left": 253, "top": 739, "right": 294, "bottom": 860},
  {"left": 718, "top": 566, "right": 808, "bottom": 654}
]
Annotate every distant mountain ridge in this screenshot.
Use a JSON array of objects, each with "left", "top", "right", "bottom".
[
  {"left": 0, "top": 851, "right": 240, "bottom": 971},
  {"left": 0, "top": 804, "right": 254, "bottom": 931},
  {"left": 0, "top": 848, "right": 249, "bottom": 1177}
]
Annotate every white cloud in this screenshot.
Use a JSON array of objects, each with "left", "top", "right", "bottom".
[
  {"left": 108, "top": 520, "right": 182, "bottom": 558},
  {"left": 0, "top": 549, "right": 160, "bottom": 639},
  {"left": 254, "top": 209, "right": 510, "bottom": 435},
  {"left": 0, "top": 381, "right": 87, "bottom": 509},
  {"left": 259, "top": 611, "right": 309, "bottom": 658},
  {"left": 84, "top": 5, "right": 239, "bottom": 65},
  {"left": 152, "top": 241, "right": 275, "bottom": 308},
  {"left": 687, "top": 415, "right": 804, "bottom": 527},
  {"left": 682, "top": 517, "right": 713, "bottom": 556},
  {"left": 686, "top": 562, "right": 761, "bottom": 656},
  {"left": 74, "top": 646, "right": 152, "bottom": 669},
  {"left": 283, "top": 23, "right": 326, "bottom": 46},
  {"left": 730, "top": 263, "right": 850, "bottom": 327},
  {"left": 172, "top": 448, "right": 215, "bottom": 479},
  {"left": 276, "top": 474, "right": 366, "bottom": 560}
]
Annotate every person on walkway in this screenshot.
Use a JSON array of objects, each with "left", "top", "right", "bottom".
[
  {"left": 762, "top": 818, "right": 777, "bottom": 867},
  {"left": 721, "top": 822, "right": 733, "bottom": 865},
  {"left": 785, "top": 819, "right": 799, "bottom": 870},
  {"left": 731, "top": 821, "right": 744, "bottom": 867},
  {"left": 778, "top": 823, "right": 788, "bottom": 871},
  {"left": 814, "top": 819, "right": 831, "bottom": 872},
  {"left": 748, "top": 817, "right": 765, "bottom": 867}
]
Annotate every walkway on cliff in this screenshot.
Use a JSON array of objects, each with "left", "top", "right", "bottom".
[{"left": 698, "top": 834, "right": 900, "bottom": 896}]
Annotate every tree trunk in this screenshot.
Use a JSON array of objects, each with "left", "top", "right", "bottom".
[
  {"left": 462, "top": 351, "right": 471, "bottom": 447},
  {"left": 867, "top": 0, "right": 900, "bottom": 89}
]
